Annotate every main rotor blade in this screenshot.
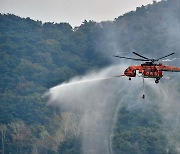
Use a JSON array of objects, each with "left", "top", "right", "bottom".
[
  {"left": 156, "top": 52, "right": 175, "bottom": 61},
  {"left": 132, "top": 52, "right": 150, "bottom": 60},
  {"left": 113, "top": 55, "right": 147, "bottom": 61}
]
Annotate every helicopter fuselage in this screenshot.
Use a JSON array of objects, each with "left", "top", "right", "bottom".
[{"left": 124, "top": 63, "right": 180, "bottom": 83}]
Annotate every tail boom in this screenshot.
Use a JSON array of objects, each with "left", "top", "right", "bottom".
[{"left": 156, "top": 65, "right": 180, "bottom": 72}]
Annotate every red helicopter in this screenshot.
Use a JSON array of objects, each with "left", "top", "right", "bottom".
[{"left": 114, "top": 52, "right": 180, "bottom": 98}]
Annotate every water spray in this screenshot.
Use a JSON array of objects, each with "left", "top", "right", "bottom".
[
  {"left": 61, "top": 77, "right": 115, "bottom": 86},
  {"left": 47, "top": 64, "right": 180, "bottom": 153}
]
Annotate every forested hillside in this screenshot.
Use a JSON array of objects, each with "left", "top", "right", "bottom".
[{"left": 0, "top": 0, "right": 180, "bottom": 153}]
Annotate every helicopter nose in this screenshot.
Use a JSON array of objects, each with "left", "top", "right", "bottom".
[
  {"left": 124, "top": 69, "right": 136, "bottom": 77},
  {"left": 124, "top": 69, "right": 130, "bottom": 76}
]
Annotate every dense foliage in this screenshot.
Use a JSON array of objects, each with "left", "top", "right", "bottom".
[{"left": 0, "top": 0, "right": 180, "bottom": 153}]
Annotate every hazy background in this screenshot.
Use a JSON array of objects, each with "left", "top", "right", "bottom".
[{"left": 0, "top": 0, "right": 161, "bottom": 27}]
